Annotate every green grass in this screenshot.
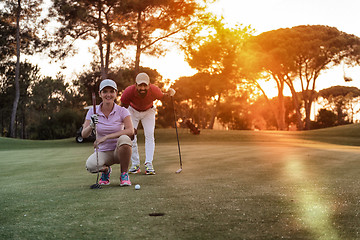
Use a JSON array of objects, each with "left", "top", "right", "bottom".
[{"left": 1, "top": 125, "right": 360, "bottom": 239}]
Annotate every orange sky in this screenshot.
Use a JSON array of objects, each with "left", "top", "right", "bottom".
[
  {"left": 30, "top": 0, "right": 360, "bottom": 97},
  {"left": 145, "top": 0, "right": 360, "bottom": 97}
]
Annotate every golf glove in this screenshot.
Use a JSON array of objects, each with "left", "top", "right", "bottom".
[
  {"left": 90, "top": 114, "right": 98, "bottom": 129},
  {"left": 168, "top": 88, "right": 176, "bottom": 97}
]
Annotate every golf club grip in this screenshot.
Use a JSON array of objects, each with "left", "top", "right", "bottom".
[
  {"left": 92, "top": 92, "right": 96, "bottom": 114},
  {"left": 91, "top": 92, "right": 98, "bottom": 137}
]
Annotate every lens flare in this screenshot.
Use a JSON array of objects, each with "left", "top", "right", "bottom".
[{"left": 283, "top": 155, "right": 339, "bottom": 240}]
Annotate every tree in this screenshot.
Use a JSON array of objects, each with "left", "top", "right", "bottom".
[
  {"left": 182, "top": 17, "right": 254, "bottom": 129},
  {"left": 0, "top": 61, "right": 41, "bottom": 138},
  {"left": 50, "top": 0, "right": 133, "bottom": 79},
  {"left": 0, "top": 59, "right": 83, "bottom": 139},
  {"left": 242, "top": 25, "right": 360, "bottom": 130},
  {"left": 172, "top": 73, "right": 216, "bottom": 128},
  {"left": 172, "top": 72, "right": 258, "bottom": 130},
  {"left": 216, "top": 94, "right": 252, "bottom": 130},
  {"left": 50, "top": 0, "right": 207, "bottom": 78},
  {"left": 240, "top": 57, "right": 288, "bottom": 130},
  {"left": 250, "top": 95, "right": 297, "bottom": 130},
  {"left": 1, "top": 0, "right": 45, "bottom": 137},
  {"left": 318, "top": 85, "right": 360, "bottom": 125},
  {"left": 11, "top": 0, "right": 21, "bottom": 138},
  {"left": 314, "top": 108, "right": 337, "bottom": 129},
  {"left": 28, "top": 76, "right": 84, "bottom": 139},
  {"left": 124, "top": 0, "right": 207, "bottom": 73},
  {"left": 0, "top": 0, "right": 44, "bottom": 63}
]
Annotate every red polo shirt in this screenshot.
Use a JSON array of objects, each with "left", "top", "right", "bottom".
[{"left": 120, "top": 84, "right": 164, "bottom": 111}]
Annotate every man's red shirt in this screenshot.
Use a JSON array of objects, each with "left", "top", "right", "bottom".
[{"left": 120, "top": 84, "right": 164, "bottom": 111}]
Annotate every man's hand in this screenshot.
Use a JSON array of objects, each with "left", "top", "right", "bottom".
[
  {"left": 168, "top": 88, "right": 176, "bottom": 97},
  {"left": 90, "top": 114, "right": 98, "bottom": 129},
  {"left": 129, "top": 128, "right": 137, "bottom": 141}
]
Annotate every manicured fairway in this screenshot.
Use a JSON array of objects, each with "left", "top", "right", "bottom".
[{"left": 1, "top": 126, "right": 360, "bottom": 239}]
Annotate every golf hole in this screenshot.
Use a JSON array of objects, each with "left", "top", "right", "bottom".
[{"left": 149, "top": 213, "right": 165, "bottom": 217}]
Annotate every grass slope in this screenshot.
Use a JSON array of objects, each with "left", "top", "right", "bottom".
[{"left": 1, "top": 124, "right": 360, "bottom": 239}]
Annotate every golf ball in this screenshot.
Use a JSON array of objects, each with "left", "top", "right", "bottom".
[{"left": 135, "top": 184, "right": 141, "bottom": 190}]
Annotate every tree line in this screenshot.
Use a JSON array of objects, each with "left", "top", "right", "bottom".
[{"left": 1, "top": 0, "right": 360, "bottom": 139}]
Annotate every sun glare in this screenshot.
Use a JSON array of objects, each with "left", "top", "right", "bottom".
[
  {"left": 257, "top": 79, "right": 280, "bottom": 98},
  {"left": 283, "top": 155, "right": 339, "bottom": 239}
]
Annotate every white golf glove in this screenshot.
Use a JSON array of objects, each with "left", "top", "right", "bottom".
[
  {"left": 90, "top": 114, "right": 98, "bottom": 129},
  {"left": 168, "top": 88, "right": 176, "bottom": 97}
]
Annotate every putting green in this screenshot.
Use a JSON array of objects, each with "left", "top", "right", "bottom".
[{"left": 1, "top": 126, "right": 360, "bottom": 239}]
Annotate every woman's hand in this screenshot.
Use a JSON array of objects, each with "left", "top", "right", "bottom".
[{"left": 93, "top": 136, "right": 107, "bottom": 148}]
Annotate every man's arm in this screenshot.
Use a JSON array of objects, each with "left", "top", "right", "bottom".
[
  {"left": 120, "top": 85, "right": 132, "bottom": 108},
  {"left": 163, "top": 88, "right": 176, "bottom": 98}
]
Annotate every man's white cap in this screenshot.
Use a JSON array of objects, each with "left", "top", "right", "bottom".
[
  {"left": 135, "top": 73, "right": 150, "bottom": 85},
  {"left": 99, "top": 79, "right": 118, "bottom": 91}
]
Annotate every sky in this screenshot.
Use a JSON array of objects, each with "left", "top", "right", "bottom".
[
  {"left": 32, "top": 0, "right": 360, "bottom": 97},
  {"left": 202, "top": 0, "right": 360, "bottom": 96}
]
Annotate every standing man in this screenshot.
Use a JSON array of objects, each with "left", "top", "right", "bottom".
[{"left": 120, "top": 72, "right": 175, "bottom": 175}]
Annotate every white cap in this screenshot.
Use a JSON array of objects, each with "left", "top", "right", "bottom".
[
  {"left": 99, "top": 79, "right": 117, "bottom": 91},
  {"left": 135, "top": 73, "right": 150, "bottom": 85}
]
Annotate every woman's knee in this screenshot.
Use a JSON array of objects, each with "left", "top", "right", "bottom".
[
  {"left": 86, "top": 158, "right": 98, "bottom": 173},
  {"left": 117, "top": 135, "right": 132, "bottom": 148},
  {"left": 85, "top": 152, "right": 105, "bottom": 173}
]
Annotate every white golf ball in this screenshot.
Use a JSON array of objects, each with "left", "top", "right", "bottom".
[{"left": 135, "top": 184, "right": 141, "bottom": 190}]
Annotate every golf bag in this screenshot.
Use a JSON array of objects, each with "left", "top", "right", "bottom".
[{"left": 185, "top": 120, "right": 200, "bottom": 135}]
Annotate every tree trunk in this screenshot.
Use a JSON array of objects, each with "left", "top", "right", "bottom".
[
  {"left": 135, "top": 10, "right": 142, "bottom": 74},
  {"left": 21, "top": 107, "right": 26, "bottom": 139},
  {"left": 304, "top": 100, "right": 312, "bottom": 130},
  {"left": 287, "top": 82, "right": 303, "bottom": 130},
  {"left": 255, "top": 81, "right": 280, "bottom": 130},
  {"left": 304, "top": 83, "right": 317, "bottom": 130},
  {"left": 10, "top": 0, "right": 21, "bottom": 138},
  {"left": 336, "top": 102, "right": 344, "bottom": 125},
  {"left": 105, "top": 33, "right": 110, "bottom": 76},
  {"left": 98, "top": 0, "right": 106, "bottom": 80},
  {"left": 272, "top": 75, "right": 286, "bottom": 130},
  {"left": 277, "top": 86, "right": 286, "bottom": 130},
  {"left": 208, "top": 93, "right": 222, "bottom": 129},
  {"left": 1, "top": 109, "right": 3, "bottom": 136}
]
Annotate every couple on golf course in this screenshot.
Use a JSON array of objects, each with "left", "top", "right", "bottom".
[{"left": 81, "top": 72, "right": 176, "bottom": 186}]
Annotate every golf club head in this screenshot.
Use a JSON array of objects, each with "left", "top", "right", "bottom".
[
  {"left": 90, "top": 183, "right": 102, "bottom": 189},
  {"left": 175, "top": 168, "right": 182, "bottom": 174}
]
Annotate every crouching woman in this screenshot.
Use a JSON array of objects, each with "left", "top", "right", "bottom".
[{"left": 82, "top": 79, "right": 134, "bottom": 186}]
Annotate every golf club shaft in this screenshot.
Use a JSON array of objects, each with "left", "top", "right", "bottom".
[
  {"left": 92, "top": 93, "right": 100, "bottom": 184},
  {"left": 172, "top": 97, "right": 182, "bottom": 169}
]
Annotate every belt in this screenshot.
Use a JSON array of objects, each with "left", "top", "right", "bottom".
[{"left": 131, "top": 105, "right": 153, "bottom": 112}]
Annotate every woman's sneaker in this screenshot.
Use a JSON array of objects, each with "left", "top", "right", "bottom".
[
  {"left": 120, "top": 172, "right": 131, "bottom": 186},
  {"left": 99, "top": 167, "right": 111, "bottom": 185},
  {"left": 145, "top": 163, "right": 156, "bottom": 175},
  {"left": 129, "top": 164, "right": 141, "bottom": 174}
]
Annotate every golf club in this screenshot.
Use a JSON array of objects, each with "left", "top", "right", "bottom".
[
  {"left": 90, "top": 92, "right": 101, "bottom": 189},
  {"left": 171, "top": 96, "right": 183, "bottom": 174}
]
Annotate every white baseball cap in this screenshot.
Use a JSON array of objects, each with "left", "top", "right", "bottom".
[
  {"left": 99, "top": 79, "right": 118, "bottom": 91},
  {"left": 135, "top": 73, "right": 150, "bottom": 85}
]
